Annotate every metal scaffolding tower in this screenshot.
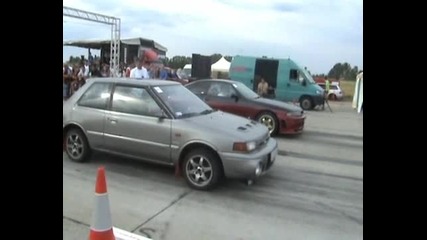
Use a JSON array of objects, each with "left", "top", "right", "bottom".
[{"left": 63, "top": 6, "right": 121, "bottom": 77}]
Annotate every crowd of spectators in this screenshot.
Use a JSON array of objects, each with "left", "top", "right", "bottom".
[{"left": 63, "top": 58, "right": 187, "bottom": 100}]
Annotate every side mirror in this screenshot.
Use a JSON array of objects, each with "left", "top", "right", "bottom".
[
  {"left": 231, "top": 94, "right": 239, "bottom": 102},
  {"left": 155, "top": 110, "right": 167, "bottom": 121},
  {"left": 302, "top": 79, "right": 307, "bottom": 86}
]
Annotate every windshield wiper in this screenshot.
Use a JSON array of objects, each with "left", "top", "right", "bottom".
[{"left": 200, "top": 109, "right": 215, "bottom": 115}]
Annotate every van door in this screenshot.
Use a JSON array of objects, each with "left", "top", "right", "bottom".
[
  {"left": 229, "top": 56, "right": 256, "bottom": 89},
  {"left": 281, "top": 68, "right": 307, "bottom": 102}
]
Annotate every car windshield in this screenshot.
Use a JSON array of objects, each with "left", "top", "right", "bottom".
[
  {"left": 154, "top": 84, "right": 214, "bottom": 119},
  {"left": 231, "top": 81, "right": 260, "bottom": 99}
]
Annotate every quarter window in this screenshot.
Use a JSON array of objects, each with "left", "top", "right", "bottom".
[{"left": 77, "top": 82, "right": 112, "bottom": 110}]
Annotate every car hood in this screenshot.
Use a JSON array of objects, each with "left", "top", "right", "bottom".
[
  {"left": 186, "top": 111, "right": 269, "bottom": 141},
  {"left": 254, "top": 98, "right": 303, "bottom": 112}
]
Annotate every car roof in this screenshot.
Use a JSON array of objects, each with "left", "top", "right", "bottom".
[
  {"left": 188, "top": 79, "right": 238, "bottom": 84},
  {"left": 88, "top": 78, "right": 180, "bottom": 86}
]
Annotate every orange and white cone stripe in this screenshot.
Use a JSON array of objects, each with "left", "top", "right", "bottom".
[{"left": 89, "top": 166, "right": 116, "bottom": 240}]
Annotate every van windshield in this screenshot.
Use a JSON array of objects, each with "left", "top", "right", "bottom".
[{"left": 301, "top": 69, "right": 315, "bottom": 84}]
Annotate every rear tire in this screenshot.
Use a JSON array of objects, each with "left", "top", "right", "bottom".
[
  {"left": 182, "top": 149, "right": 222, "bottom": 191},
  {"left": 329, "top": 94, "right": 337, "bottom": 101},
  {"left": 65, "top": 128, "right": 91, "bottom": 163}
]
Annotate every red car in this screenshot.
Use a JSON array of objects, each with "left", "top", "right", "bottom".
[{"left": 185, "top": 79, "right": 306, "bottom": 135}]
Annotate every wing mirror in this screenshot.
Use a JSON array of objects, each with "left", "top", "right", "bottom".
[
  {"left": 231, "top": 94, "right": 239, "bottom": 102},
  {"left": 302, "top": 79, "right": 307, "bottom": 86},
  {"left": 156, "top": 110, "right": 168, "bottom": 121}
]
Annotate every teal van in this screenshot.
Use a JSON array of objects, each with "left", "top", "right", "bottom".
[{"left": 229, "top": 55, "right": 324, "bottom": 110}]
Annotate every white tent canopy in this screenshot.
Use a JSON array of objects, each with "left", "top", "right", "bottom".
[{"left": 211, "top": 57, "right": 231, "bottom": 72}]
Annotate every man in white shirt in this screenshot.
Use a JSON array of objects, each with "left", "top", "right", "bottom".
[
  {"left": 83, "top": 60, "right": 90, "bottom": 77},
  {"left": 130, "top": 58, "right": 149, "bottom": 79}
]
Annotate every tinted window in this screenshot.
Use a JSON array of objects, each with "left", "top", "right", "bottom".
[
  {"left": 186, "top": 82, "right": 211, "bottom": 95},
  {"left": 207, "top": 82, "right": 237, "bottom": 97},
  {"left": 77, "top": 82, "right": 112, "bottom": 110},
  {"left": 330, "top": 85, "right": 339, "bottom": 90},
  {"left": 111, "top": 85, "right": 163, "bottom": 117}
]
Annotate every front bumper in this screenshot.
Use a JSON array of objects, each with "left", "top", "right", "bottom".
[
  {"left": 219, "top": 137, "right": 278, "bottom": 180},
  {"left": 279, "top": 115, "right": 306, "bottom": 134},
  {"left": 312, "top": 95, "right": 325, "bottom": 106}
]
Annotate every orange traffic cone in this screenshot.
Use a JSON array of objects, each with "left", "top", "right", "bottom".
[{"left": 89, "top": 166, "right": 115, "bottom": 240}]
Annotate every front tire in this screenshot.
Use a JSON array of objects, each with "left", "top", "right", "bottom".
[
  {"left": 300, "top": 96, "right": 313, "bottom": 110},
  {"left": 256, "top": 111, "right": 279, "bottom": 135},
  {"left": 65, "top": 128, "right": 91, "bottom": 163},
  {"left": 182, "top": 149, "right": 222, "bottom": 191}
]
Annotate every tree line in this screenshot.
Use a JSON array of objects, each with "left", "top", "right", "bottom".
[{"left": 67, "top": 54, "right": 360, "bottom": 80}]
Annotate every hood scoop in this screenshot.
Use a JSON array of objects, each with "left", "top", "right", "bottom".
[{"left": 237, "top": 120, "right": 258, "bottom": 131}]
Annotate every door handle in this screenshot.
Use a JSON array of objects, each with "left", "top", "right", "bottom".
[
  {"left": 108, "top": 117, "right": 118, "bottom": 124},
  {"left": 287, "top": 83, "right": 291, "bottom": 87}
]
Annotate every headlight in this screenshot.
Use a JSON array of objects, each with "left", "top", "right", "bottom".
[
  {"left": 255, "top": 164, "right": 262, "bottom": 176},
  {"left": 316, "top": 90, "right": 323, "bottom": 95},
  {"left": 233, "top": 141, "right": 257, "bottom": 152}
]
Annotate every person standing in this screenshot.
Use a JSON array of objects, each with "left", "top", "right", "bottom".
[
  {"left": 159, "top": 66, "right": 168, "bottom": 79},
  {"left": 322, "top": 76, "right": 331, "bottom": 110},
  {"left": 130, "top": 58, "right": 149, "bottom": 79},
  {"left": 325, "top": 76, "right": 331, "bottom": 94},
  {"left": 257, "top": 77, "right": 269, "bottom": 97}
]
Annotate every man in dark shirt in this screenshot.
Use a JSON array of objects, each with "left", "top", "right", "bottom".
[{"left": 90, "top": 64, "right": 103, "bottom": 77}]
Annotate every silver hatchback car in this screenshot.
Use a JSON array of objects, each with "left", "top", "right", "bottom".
[{"left": 63, "top": 78, "right": 278, "bottom": 190}]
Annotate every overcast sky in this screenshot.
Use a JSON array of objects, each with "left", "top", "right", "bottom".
[{"left": 63, "top": 0, "right": 362, "bottom": 74}]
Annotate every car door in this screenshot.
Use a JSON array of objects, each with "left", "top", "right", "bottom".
[
  {"left": 103, "top": 84, "right": 172, "bottom": 164},
  {"left": 73, "top": 82, "right": 113, "bottom": 149},
  {"left": 204, "top": 82, "right": 239, "bottom": 114}
]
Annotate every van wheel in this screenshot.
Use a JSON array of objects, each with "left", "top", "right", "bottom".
[
  {"left": 256, "top": 111, "right": 279, "bottom": 135},
  {"left": 300, "top": 96, "right": 313, "bottom": 110}
]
